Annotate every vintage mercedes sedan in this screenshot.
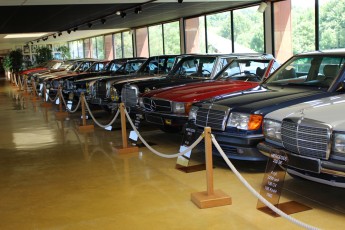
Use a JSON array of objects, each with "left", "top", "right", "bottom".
[
  {"left": 138, "top": 55, "right": 278, "bottom": 132},
  {"left": 258, "top": 94, "right": 345, "bottom": 187},
  {"left": 118, "top": 53, "right": 258, "bottom": 113},
  {"left": 188, "top": 50, "right": 345, "bottom": 161}
]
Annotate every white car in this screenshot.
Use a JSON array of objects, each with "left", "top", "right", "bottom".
[{"left": 258, "top": 94, "right": 345, "bottom": 187}]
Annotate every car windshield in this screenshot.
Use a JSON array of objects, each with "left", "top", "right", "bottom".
[
  {"left": 215, "top": 59, "right": 276, "bottom": 82},
  {"left": 116, "top": 60, "right": 145, "bottom": 74},
  {"left": 139, "top": 57, "right": 176, "bottom": 75},
  {"left": 264, "top": 55, "right": 345, "bottom": 88},
  {"left": 169, "top": 56, "right": 217, "bottom": 78}
]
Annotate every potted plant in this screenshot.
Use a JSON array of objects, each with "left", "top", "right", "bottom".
[
  {"left": 57, "top": 46, "right": 71, "bottom": 60},
  {"left": 8, "top": 49, "right": 23, "bottom": 84},
  {"left": 36, "top": 46, "right": 53, "bottom": 64}
]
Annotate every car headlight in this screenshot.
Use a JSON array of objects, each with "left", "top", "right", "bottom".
[
  {"left": 188, "top": 106, "right": 199, "bottom": 121},
  {"left": 110, "top": 87, "right": 118, "bottom": 101},
  {"left": 227, "top": 112, "right": 263, "bottom": 130},
  {"left": 172, "top": 102, "right": 185, "bottom": 114},
  {"left": 144, "top": 87, "right": 151, "bottom": 93},
  {"left": 333, "top": 133, "right": 345, "bottom": 154},
  {"left": 263, "top": 119, "right": 282, "bottom": 142},
  {"left": 139, "top": 97, "right": 144, "bottom": 108},
  {"left": 46, "top": 83, "right": 51, "bottom": 89}
]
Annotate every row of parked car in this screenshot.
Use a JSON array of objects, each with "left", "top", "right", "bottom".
[{"left": 20, "top": 50, "right": 345, "bottom": 188}]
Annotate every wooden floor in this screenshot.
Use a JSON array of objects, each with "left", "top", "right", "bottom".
[{"left": 0, "top": 75, "right": 344, "bottom": 230}]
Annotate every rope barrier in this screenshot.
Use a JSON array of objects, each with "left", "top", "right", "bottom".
[
  {"left": 60, "top": 89, "right": 82, "bottom": 113},
  {"left": 84, "top": 99, "right": 120, "bottom": 128},
  {"left": 211, "top": 135, "right": 319, "bottom": 230},
  {"left": 46, "top": 87, "right": 60, "bottom": 102},
  {"left": 124, "top": 108, "right": 204, "bottom": 158}
]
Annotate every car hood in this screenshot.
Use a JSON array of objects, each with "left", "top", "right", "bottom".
[
  {"left": 265, "top": 94, "right": 345, "bottom": 129},
  {"left": 202, "top": 85, "right": 331, "bottom": 115},
  {"left": 143, "top": 80, "right": 259, "bottom": 103}
]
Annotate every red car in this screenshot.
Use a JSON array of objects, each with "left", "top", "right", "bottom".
[{"left": 138, "top": 57, "right": 279, "bottom": 132}]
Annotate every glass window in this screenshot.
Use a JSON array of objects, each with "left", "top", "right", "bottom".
[
  {"left": 266, "top": 55, "right": 345, "bottom": 89},
  {"left": 96, "top": 36, "right": 105, "bottom": 59},
  {"left": 84, "top": 38, "right": 91, "bottom": 58},
  {"left": 170, "top": 56, "right": 217, "bottom": 78},
  {"left": 319, "top": 0, "right": 345, "bottom": 50},
  {"left": 185, "top": 16, "right": 206, "bottom": 53},
  {"left": 149, "top": 25, "right": 164, "bottom": 56},
  {"left": 114, "top": 33, "right": 122, "bottom": 58},
  {"left": 206, "top": 12, "right": 232, "bottom": 53},
  {"left": 233, "top": 6, "right": 264, "bottom": 53},
  {"left": 163, "top": 21, "right": 181, "bottom": 54},
  {"left": 77, "top": 40, "right": 83, "bottom": 58},
  {"left": 123, "top": 31, "right": 134, "bottom": 58},
  {"left": 136, "top": 27, "right": 149, "bottom": 57},
  {"left": 91, "top": 37, "right": 97, "bottom": 59}
]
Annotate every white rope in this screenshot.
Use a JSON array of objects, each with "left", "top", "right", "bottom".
[
  {"left": 46, "top": 87, "right": 60, "bottom": 102},
  {"left": 124, "top": 108, "right": 204, "bottom": 158},
  {"left": 60, "top": 89, "right": 82, "bottom": 113},
  {"left": 84, "top": 99, "right": 120, "bottom": 128},
  {"left": 211, "top": 136, "right": 319, "bottom": 230},
  {"left": 14, "top": 74, "right": 19, "bottom": 87}
]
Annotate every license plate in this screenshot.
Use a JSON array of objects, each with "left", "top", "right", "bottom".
[
  {"left": 288, "top": 154, "right": 321, "bottom": 173},
  {"left": 146, "top": 114, "right": 163, "bottom": 125}
]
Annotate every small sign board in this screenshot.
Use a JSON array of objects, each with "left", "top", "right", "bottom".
[{"left": 257, "top": 148, "right": 311, "bottom": 217}]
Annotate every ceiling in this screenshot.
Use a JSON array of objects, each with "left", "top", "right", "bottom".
[{"left": 0, "top": 0, "right": 264, "bottom": 48}]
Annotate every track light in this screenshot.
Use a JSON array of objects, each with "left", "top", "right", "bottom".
[
  {"left": 58, "top": 32, "right": 62, "bottom": 36},
  {"left": 134, "top": 6, "right": 142, "bottom": 14},
  {"left": 73, "top": 27, "right": 78, "bottom": 32},
  {"left": 53, "top": 34, "right": 56, "bottom": 39},
  {"left": 30, "top": 41, "right": 34, "bottom": 45},
  {"left": 67, "top": 29, "right": 71, "bottom": 34},
  {"left": 88, "top": 22, "right": 93, "bottom": 28},
  {"left": 101, "top": 18, "right": 106, "bottom": 24},
  {"left": 120, "top": 12, "right": 126, "bottom": 18},
  {"left": 37, "top": 40, "right": 39, "bottom": 43},
  {"left": 257, "top": 2, "right": 267, "bottom": 13},
  {"left": 178, "top": 0, "right": 183, "bottom": 3},
  {"left": 115, "top": 10, "right": 121, "bottom": 16}
]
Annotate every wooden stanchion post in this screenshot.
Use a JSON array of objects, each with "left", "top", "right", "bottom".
[
  {"left": 23, "top": 76, "right": 30, "bottom": 97},
  {"left": 113, "top": 103, "right": 138, "bottom": 154},
  {"left": 191, "top": 127, "right": 231, "bottom": 209},
  {"left": 31, "top": 80, "right": 40, "bottom": 101},
  {"left": 17, "top": 75, "right": 23, "bottom": 92},
  {"left": 77, "top": 92, "right": 94, "bottom": 132},
  {"left": 55, "top": 87, "right": 69, "bottom": 119},
  {"left": 41, "top": 84, "right": 52, "bottom": 107}
]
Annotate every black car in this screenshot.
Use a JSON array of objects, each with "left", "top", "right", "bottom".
[
  {"left": 89, "top": 55, "right": 179, "bottom": 111},
  {"left": 187, "top": 50, "right": 345, "bottom": 161},
  {"left": 63, "top": 57, "right": 147, "bottom": 99}
]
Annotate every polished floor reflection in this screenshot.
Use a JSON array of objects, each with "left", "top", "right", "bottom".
[{"left": 0, "top": 76, "right": 344, "bottom": 230}]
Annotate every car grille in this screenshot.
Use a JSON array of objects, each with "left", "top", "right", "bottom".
[
  {"left": 195, "top": 103, "right": 230, "bottom": 131},
  {"left": 281, "top": 119, "right": 331, "bottom": 160},
  {"left": 142, "top": 98, "right": 172, "bottom": 112},
  {"left": 95, "top": 81, "right": 107, "bottom": 99},
  {"left": 121, "top": 85, "right": 138, "bottom": 107}
]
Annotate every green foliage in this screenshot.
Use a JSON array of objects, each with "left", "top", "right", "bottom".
[
  {"left": 2, "top": 55, "right": 12, "bottom": 71},
  {"left": 57, "top": 46, "right": 71, "bottom": 60},
  {"left": 36, "top": 46, "right": 53, "bottom": 64},
  {"left": 9, "top": 49, "right": 23, "bottom": 73}
]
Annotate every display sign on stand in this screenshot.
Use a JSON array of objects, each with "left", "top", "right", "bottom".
[
  {"left": 128, "top": 113, "right": 156, "bottom": 147},
  {"left": 176, "top": 123, "right": 205, "bottom": 173},
  {"left": 257, "top": 148, "right": 311, "bottom": 217}
]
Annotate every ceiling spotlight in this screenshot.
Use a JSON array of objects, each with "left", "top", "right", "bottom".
[
  {"left": 134, "top": 6, "right": 142, "bottom": 14},
  {"left": 58, "top": 32, "right": 62, "bottom": 36},
  {"left": 88, "top": 23, "right": 93, "bottom": 28},
  {"left": 37, "top": 40, "right": 39, "bottom": 43},
  {"left": 115, "top": 10, "right": 121, "bottom": 16},
  {"left": 53, "top": 34, "right": 57, "bottom": 39},
  {"left": 73, "top": 27, "right": 78, "bottom": 32},
  {"left": 101, "top": 18, "right": 106, "bottom": 24},
  {"left": 67, "top": 29, "right": 71, "bottom": 34},
  {"left": 30, "top": 41, "right": 34, "bottom": 45},
  {"left": 257, "top": 2, "right": 268, "bottom": 13},
  {"left": 120, "top": 12, "right": 126, "bottom": 18},
  {"left": 178, "top": 0, "right": 183, "bottom": 3}
]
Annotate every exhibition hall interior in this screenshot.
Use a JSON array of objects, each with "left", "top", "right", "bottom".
[{"left": 1, "top": 0, "right": 345, "bottom": 229}]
